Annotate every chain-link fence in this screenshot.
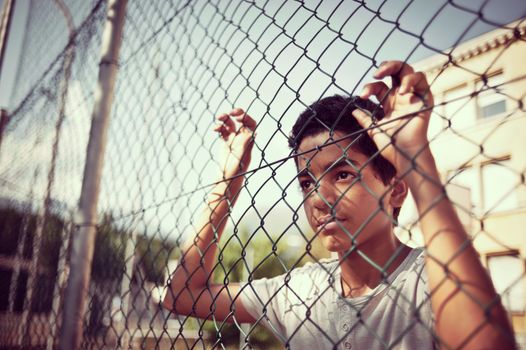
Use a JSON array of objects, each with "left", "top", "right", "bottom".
[{"left": 1, "top": 0, "right": 525, "bottom": 349}]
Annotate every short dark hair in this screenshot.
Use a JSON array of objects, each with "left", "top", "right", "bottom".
[{"left": 288, "top": 94, "right": 401, "bottom": 221}]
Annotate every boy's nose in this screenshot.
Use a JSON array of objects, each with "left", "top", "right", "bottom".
[{"left": 312, "top": 181, "right": 338, "bottom": 212}]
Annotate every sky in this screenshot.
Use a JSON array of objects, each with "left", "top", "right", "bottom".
[
  {"left": 1, "top": 0, "right": 525, "bottom": 246},
  {"left": 2, "top": 0, "right": 526, "bottom": 107}
]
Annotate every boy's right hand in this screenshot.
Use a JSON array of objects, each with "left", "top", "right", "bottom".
[{"left": 213, "top": 108, "right": 257, "bottom": 179}]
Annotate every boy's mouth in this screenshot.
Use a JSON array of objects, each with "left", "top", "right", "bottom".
[{"left": 316, "top": 215, "right": 346, "bottom": 229}]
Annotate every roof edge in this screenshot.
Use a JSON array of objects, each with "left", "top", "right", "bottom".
[{"left": 413, "top": 18, "right": 526, "bottom": 73}]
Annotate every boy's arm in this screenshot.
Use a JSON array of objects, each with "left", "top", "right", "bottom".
[
  {"left": 353, "top": 61, "right": 516, "bottom": 349},
  {"left": 162, "top": 108, "right": 256, "bottom": 323}
]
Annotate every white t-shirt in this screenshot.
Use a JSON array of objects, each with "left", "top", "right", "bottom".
[{"left": 240, "top": 248, "right": 435, "bottom": 349}]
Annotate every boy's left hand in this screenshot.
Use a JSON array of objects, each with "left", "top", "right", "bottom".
[{"left": 352, "top": 60, "right": 434, "bottom": 173}]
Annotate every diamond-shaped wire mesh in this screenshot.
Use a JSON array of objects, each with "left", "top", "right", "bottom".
[{"left": 1, "top": 0, "right": 525, "bottom": 349}]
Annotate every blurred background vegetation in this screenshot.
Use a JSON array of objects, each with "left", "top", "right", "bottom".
[{"left": 0, "top": 201, "right": 327, "bottom": 348}]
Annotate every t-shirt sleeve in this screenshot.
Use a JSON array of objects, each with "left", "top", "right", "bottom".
[{"left": 239, "top": 275, "right": 288, "bottom": 340}]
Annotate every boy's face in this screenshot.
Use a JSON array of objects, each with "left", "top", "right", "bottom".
[{"left": 296, "top": 131, "right": 396, "bottom": 253}]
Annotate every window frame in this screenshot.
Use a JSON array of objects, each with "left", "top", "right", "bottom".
[
  {"left": 446, "top": 155, "right": 518, "bottom": 215},
  {"left": 475, "top": 70, "right": 508, "bottom": 120}
]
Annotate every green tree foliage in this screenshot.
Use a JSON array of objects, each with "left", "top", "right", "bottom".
[
  {"left": 135, "top": 234, "right": 177, "bottom": 284},
  {"left": 92, "top": 214, "right": 178, "bottom": 283},
  {"left": 91, "top": 214, "right": 127, "bottom": 282}
]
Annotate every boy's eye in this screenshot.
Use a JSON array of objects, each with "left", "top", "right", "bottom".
[
  {"left": 337, "top": 171, "right": 354, "bottom": 180},
  {"left": 299, "top": 179, "right": 313, "bottom": 191}
]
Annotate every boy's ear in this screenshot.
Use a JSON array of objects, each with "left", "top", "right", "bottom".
[{"left": 389, "top": 178, "right": 408, "bottom": 208}]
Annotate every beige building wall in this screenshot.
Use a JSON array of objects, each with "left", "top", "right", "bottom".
[{"left": 402, "top": 20, "right": 526, "bottom": 343}]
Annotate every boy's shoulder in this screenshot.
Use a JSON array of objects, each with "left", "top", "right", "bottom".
[
  {"left": 291, "top": 257, "right": 339, "bottom": 274},
  {"left": 283, "top": 257, "right": 340, "bottom": 288}
]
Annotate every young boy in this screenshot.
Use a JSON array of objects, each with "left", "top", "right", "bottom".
[{"left": 162, "top": 61, "right": 515, "bottom": 349}]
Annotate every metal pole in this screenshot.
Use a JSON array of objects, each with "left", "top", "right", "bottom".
[
  {"left": 44, "top": 2, "right": 74, "bottom": 346},
  {"left": 116, "top": 230, "right": 137, "bottom": 349},
  {"left": 47, "top": 219, "right": 73, "bottom": 350},
  {"left": 58, "top": 0, "right": 127, "bottom": 348},
  {"left": 0, "top": 109, "right": 9, "bottom": 151},
  {"left": 19, "top": 0, "right": 76, "bottom": 345},
  {"left": 0, "top": 0, "right": 15, "bottom": 74}
]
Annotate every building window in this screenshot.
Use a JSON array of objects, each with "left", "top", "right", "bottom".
[
  {"left": 476, "top": 71, "right": 507, "bottom": 119},
  {"left": 487, "top": 251, "right": 525, "bottom": 313},
  {"left": 446, "top": 157, "right": 518, "bottom": 215}
]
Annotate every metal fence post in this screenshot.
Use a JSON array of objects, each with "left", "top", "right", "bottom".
[
  {"left": 17, "top": 0, "right": 76, "bottom": 346},
  {"left": 117, "top": 230, "right": 137, "bottom": 349},
  {"left": 0, "top": 109, "right": 9, "bottom": 154},
  {"left": 58, "top": 0, "right": 128, "bottom": 348},
  {"left": 47, "top": 219, "right": 73, "bottom": 350},
  {"left": 0, "top": 0, "right": 15, "bottom": 74}
]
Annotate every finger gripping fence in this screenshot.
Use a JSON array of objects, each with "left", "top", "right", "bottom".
[{"left": 0, "top": 0, "right": 525, "bottom": 349}]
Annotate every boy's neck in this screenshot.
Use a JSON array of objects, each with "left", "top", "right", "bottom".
[{"left": 337, "top": 234, "right": 411, "bottom": 298}]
